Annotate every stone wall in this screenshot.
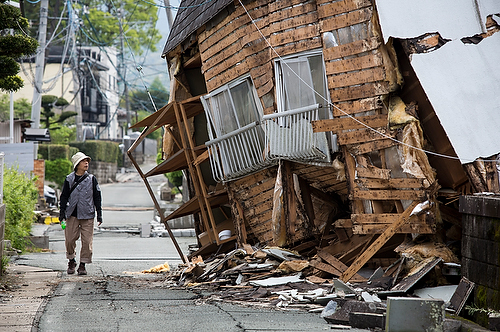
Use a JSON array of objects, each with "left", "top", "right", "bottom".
[{"left": 89, "top": 161, "right": 117, "bottom": 184}]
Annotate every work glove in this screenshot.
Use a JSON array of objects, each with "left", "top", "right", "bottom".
[
  {"left": 97, "top": 215, "right": 103, "bottom": 225},
  {"left": 59, "top": 211, "right": 66, "bottom": 222}
]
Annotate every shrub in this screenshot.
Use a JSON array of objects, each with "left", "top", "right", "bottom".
[
  {"left": 3, "top": 167, "right": 38, "bottom": 251},
  {"left": 45, "top": 159, "right": 73, "bottom": 188},
  {"left": 38, "top": 144, "right": 72, "bottom": 160},
  {"left": 70, "top": 140, "right": 120, "bottom": 163}
]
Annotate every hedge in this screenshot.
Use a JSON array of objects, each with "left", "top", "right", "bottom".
[
  {"left": 38, "top": 144, "right": 78, "bottom": 161},
  {"left": 69, "top": 140, "right": 120, "bottom": 163}
]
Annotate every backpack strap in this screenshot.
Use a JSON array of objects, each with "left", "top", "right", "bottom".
[{"left": 68, "top": 173, "right": 89, "bottom": 197}]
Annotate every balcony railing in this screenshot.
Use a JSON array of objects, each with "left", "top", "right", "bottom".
[
  {"left": 264, "top": 104, "right": 330, "bottom": 162},
  {"left": 206, "top": 122, "right": 274, "bottom": 182},
  {"left": 206, "top": 104, "right": 331, "bottom": 182}
]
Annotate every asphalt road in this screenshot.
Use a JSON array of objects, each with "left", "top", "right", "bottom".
[{"left": 14, "top": 169, "right": 358, "bottom": 332}]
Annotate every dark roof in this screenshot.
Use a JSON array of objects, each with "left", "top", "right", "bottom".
[{"left": 162, "top": 0, "right": 234, "bottom": 56}]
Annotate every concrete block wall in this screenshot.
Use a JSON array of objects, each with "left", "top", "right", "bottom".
[
  {"left": 89, "top": 161, "right": 117, "bottom": 184},
  {"left": 460, "top": 195, "right": 500, "bottom": 328}
]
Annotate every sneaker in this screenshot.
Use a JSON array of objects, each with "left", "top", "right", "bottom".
[
  {"left": 67, "top": 259, "right": 76, "bottom": 274},
  {"left": 77, "top": 263, "right": 87, "bottom": 275}
]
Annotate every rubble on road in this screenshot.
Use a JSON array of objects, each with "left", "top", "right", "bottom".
[{"left": 154, "top": 241, "right": 473, "bottom": 330}]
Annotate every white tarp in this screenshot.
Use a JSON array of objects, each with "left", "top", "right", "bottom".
[
  {"left": 375, "top": 0, "right": 500, "bottom": 42},
  {"left": 375, "top": 0, "right": 500, "bottom": 163}
]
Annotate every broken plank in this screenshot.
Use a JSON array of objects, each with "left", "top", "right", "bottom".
[
  {"left": 356, "top": 166, "right": 391, "bottom": 180},
  {"left": 340, "top": 200, "right": 421, "bottom": 282},
  {"left": 352, "top": 189, "right": 426, "bottom": 200},
  {"left": 193, "top": 150, "right": 209, "bottom": 166},
  {"left": 310, "top": 260, "right": 343, "bottom": 276},
  {"left": 323, "top": 36, "right": 380, "bottom": 61},
  {"left": 385, "top": 257, "right": 443, "bottom": 294},
  {"left": 317, "top": 250, "right": 367, "bottom": 282},
  {"left": 312, "top": 114, "right": 387, "bottom": 133}
]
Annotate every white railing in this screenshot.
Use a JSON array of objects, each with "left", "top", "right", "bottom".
[
  {"left": 206, "top": 122, "right": 274, "bottom": 182},
  {"left": 206, "top": 104, "right": 331, "bottom": 183},
  {"left": 264, "top": 104, "right": 331, "bottom": 162}
]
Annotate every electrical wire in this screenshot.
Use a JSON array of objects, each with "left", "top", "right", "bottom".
[
  {"left": 138, "top": 0, "right": 215, "bottom": 10},
  {"left": 236, "top": 0, "right": 498, "bottom": 164}
]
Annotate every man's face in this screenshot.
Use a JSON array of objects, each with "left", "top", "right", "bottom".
[{"left": 76, "top": 159, "right": 90, "bottom": 173}]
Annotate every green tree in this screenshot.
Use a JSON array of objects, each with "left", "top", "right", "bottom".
[
  {"left": 41, "top": 95, "right": 76, "bottom": 129},
  {"left": 3, "top": 166, "right": 38, "bottom": 251},
  {"left": 0, "top": 0, "right": 39, "bottom": 92},
  {"left": 130, "top": 77, "right": 170, "bottom": 113},
  {"left": 0, "top": 95, "right": 32, "bottom": 120},
  {"left": 49, "top": 126, "right": 77, "bottom": 144},
  {"left": 24, "top": 1, "right": 161, "bottom": 55}
]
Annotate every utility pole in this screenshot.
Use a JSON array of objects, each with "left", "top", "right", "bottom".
[
  {"left": 69, "top": 4, "right": 83, "bottom": 141},
  {"left": 31, "top": 0, "right": 48, "bottom": 130},
  {"left": 118, "top": 4, "right": 131, "bottom": 133},
  {"left": 163, "top": 0, "right": 174, "bottom": 29}
]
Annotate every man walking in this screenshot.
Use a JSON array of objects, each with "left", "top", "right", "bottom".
[{"left": 59, "top": 152, "right": 103, "bottom": 275}]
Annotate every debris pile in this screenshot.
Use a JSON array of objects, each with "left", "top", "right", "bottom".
[{"left": 159, "top": 241, "right": 471, "bottom": 329}]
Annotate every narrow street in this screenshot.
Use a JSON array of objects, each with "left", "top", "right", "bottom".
[{"left": 3, "top": 166, "right": 339, "bottom": 332}]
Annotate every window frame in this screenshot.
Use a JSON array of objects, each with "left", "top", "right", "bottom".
[
  {"left": 201, "top": 75, "right": 263, "bottom": 140},
  {"left": 274, "top": 49, "right": 331, "bottom": 116}
]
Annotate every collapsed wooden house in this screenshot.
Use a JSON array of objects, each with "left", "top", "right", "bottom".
[{"left": 129, "top": 0, "right": 500, "bottom": 282}]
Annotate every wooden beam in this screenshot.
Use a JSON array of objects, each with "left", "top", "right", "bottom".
[{"left": 340, "top": 200, "right": 420, "bottom": 282}]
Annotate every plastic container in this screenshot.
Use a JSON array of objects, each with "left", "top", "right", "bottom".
[
  {"left": 61, "top": 220, "right": 66, "bottom": 230},
  {"left": 218, "top": 230, "right": 231, "bottom": 241}
]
